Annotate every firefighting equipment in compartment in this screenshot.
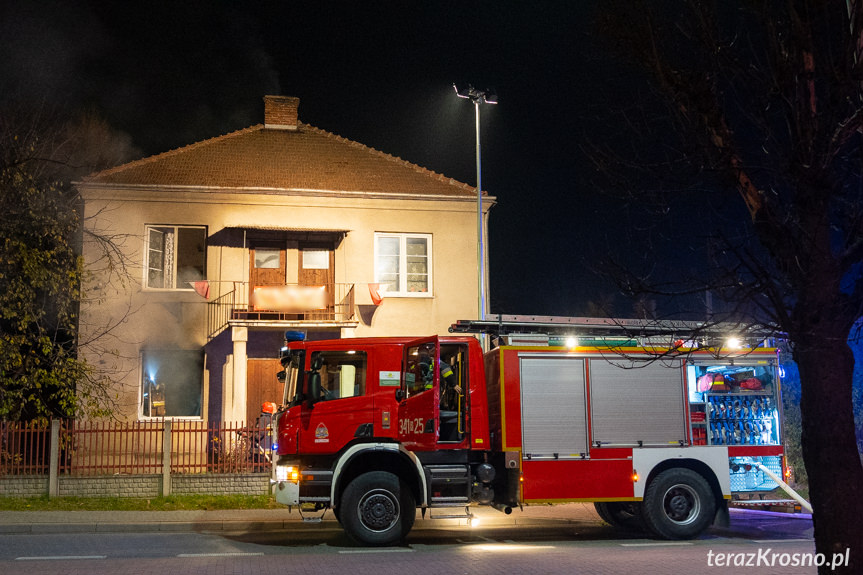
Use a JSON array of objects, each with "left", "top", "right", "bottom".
[
  {"left": 739, "top": 377, "right": 763, "bottom": 390},
  {"left": 706, "top": 395, "right": 776, "bottom": 445},
  {"left": 697, "top": 372, "right": 730, "bottom": 392}
]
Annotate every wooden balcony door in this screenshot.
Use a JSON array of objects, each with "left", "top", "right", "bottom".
[
  {"left": 250, "top": 245, "right": 286, "bottom": 310},
  {"left": 299, "top": 244, "right": 334, "bottom": 319}
]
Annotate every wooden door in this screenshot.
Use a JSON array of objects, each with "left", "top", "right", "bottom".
[
  {"left": 298, "top": 245, "right": 334, "bottom": 319},
  {"left": 246, "top": 359, "right": 284, "bottom": 423},
  {"left": 250, "top": 246, "right": 286, "bottom": 309}
]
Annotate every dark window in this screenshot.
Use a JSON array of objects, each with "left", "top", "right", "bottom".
[
  {"left": 142, "top": 350, "right": 204, "bottom": 418},
  {"left": 146, "top": 226, "right": 206, "bottom": 289}
]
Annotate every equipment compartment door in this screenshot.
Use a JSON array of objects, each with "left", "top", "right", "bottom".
[
  {"left": 519, "top": 355, "right": 589, "bottom": 459},
  {"left": 589, "top": 358, "right": 687, "bottom": 447}
]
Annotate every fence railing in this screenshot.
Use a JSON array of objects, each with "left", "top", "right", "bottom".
[
  {"left": 1, "top": 420, "right": 273, "bottom": 477},
  {"left": 0, "top": 421, "right": 51, "bottom": 475}
]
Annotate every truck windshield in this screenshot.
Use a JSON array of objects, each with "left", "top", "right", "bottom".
[{"left": 282, "top": 349, "right": 305, "bottom": 408}]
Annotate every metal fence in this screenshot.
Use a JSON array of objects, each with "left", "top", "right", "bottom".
[
  {"left": 0, "top": 421, "right": 51, "bottom": 475},
  {"left": 1, "top": 420, "right": 273, "bottom": 476}
]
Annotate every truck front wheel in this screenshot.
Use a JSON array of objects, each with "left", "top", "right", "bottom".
[
  {"left": 641, "top": 468, "right": 715, "bottom": 539},
  {"left": 594, "top": 501, "right": 646, "bottom": 532},
  {"left": 341, "top": 471, "right": 415, "bottom": 546}
]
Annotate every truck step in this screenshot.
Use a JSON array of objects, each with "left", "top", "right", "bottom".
[
  {"left": 427, "top": 465, "right": 471, "bottom": 477},
  {"left": 430, "top": 495, "right": 470, "bottom": 504},
  {"left": 298, "top": 503, "right": 329, "bottom": 523},
  {"left": 428, "top": 506, "right": 474, "bottom": 521}
]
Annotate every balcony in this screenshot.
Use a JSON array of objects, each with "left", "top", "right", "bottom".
[{"left": 208, "top": 282, "right": 356, "bottom": 340}]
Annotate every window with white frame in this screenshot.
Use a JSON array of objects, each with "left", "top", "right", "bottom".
[
  {"left": 145, "top": 226, "right": 206, "bottom": 289},
  {"left": 374, "top": 233, "right": 432, "bottom": 296}
]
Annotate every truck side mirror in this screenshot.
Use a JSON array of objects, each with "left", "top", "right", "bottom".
[{"left": 395, "top": 389, "right": 405, "bottom": 402}]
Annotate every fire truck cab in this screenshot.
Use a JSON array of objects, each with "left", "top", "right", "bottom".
[{"left": 271, "top": 318, "right": 788, "bottom": 546}]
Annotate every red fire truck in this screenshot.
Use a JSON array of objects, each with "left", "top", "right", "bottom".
[{"left": 270, "top": 316, "right": 789, "bottom": 545}]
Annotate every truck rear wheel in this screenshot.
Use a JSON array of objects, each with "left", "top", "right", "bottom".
[
  {"left": 641, "top": 468, "right": 715, "bottom": 539},
  {"left": 341, "top": 471, "right": 415, "bottom": 546}
]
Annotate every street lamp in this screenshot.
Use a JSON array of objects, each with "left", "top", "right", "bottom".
[{"left": 453, "top": 83, "right": 497, "bottom": 325}]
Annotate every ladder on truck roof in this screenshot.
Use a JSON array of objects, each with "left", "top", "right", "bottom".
[{"left": 449, "top": 314, "right": 779, "bottom": 347}]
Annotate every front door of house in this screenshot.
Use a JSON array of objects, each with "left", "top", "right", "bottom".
[
  {"left": 246, "top": 358, "right": 283, "bottom": 423},
  {"left": 250, "top": 245, "right": 286, "bottom": 310}
]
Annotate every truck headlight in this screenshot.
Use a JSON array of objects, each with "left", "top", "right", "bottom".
[{"left": 275, "top": 465, "right": 299, "bottom": 482}]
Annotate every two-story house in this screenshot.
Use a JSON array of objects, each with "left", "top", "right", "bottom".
[{"left": 77, "top": 95, "right": 493, "bottom": 423}]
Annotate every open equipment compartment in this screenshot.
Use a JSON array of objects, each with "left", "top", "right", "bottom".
[{"left": 686, "top": 355, "right": 783, "bottom": 493}]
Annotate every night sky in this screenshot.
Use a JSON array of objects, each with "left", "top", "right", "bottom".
[{"left": 2, "top": 1, "right": 667, "bottom": 317}]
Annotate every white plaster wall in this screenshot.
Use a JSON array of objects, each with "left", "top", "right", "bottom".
[{"left": 78, "top": 186, "right": 488, "bottom": 421}]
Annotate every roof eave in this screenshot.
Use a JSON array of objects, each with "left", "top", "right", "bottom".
[{"left": 74, "top": 182, "right": 497, "bottom": 203}]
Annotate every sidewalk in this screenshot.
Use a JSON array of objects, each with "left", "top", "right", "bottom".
[
  {"left": 0, "top": 503, "right": 812, "bottom": 536},
  {"left": 0, "top": 502, "right": 601, "bottom": 535}
]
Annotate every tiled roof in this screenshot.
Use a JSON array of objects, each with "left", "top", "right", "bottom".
[{"left": 83, "top": 123, "right": 479, "bottom": 198}]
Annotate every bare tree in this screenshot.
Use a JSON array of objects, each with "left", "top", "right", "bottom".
[
  {"left": 0, "top": 99, "right": 139, "bottom": 421},
  {"left": 591, "top": 1, "right": 863, "bottom": 570}
]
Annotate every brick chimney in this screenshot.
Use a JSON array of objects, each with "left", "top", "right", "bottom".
[{"left": 263, "top": 95, "right": 299, "bottom": 130}]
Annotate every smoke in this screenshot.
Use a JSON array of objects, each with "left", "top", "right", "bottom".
[{"left": 1, "top": 0, "right": 281, "bottom": 159}]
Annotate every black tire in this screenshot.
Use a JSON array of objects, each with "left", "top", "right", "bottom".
[
  {"left": 594, "top": 501, "right": 615, "bottom": 525},
  {"left": 340, "top": 471, "right": 415, "bottom": 546},
  {"left": 641, "top": 468, "right": 715, "bottom": 539},
  {"left": 594, "top": 501, "right": 646, "bottom": 532}
]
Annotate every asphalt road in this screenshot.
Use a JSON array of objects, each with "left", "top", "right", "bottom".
[{"left": 0, "top": 509, "right": 822, "bottom": 575}]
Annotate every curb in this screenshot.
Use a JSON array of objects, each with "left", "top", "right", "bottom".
[{"left": 0, "top": 510, "right": 587, "bottom": 535}]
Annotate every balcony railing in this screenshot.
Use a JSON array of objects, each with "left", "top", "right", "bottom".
[{"left": 207, "top": 282, "right": 355, "bottom": 340}]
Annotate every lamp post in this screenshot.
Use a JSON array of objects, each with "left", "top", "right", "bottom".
[{"left": 453, "top": 84, "right": 497, "bottom": 326}]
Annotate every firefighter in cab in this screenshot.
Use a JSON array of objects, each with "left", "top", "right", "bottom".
[{"left": 419, "top": 344, "right": 462, "bottom": 411}]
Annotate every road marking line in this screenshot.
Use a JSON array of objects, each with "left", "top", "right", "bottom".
[
  {"left": 338, "top": 549, "right": 415, "bottom": 554},
  {"left": 177, "top": 553, "right": 265, "bottom": 557},
  {"left": 752, "top": 539, "right": 813, "bottom": 543},
  {"left": 16, "top": 556, "right": 107, "bottom": 561},
  {"left": 620, "top": 542, "right": 694, "bottom": 547}
]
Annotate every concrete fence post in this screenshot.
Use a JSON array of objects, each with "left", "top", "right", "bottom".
[
  {"left": 48, "top": 420, "right": 60, "bottom": 498},
  {"left": 162, "top": 420, "right": 172, "bottom": 496}
]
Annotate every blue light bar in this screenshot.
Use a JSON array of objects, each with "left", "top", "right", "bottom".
[{"left": 285, "top": 331, "right": 306, "bottom": 342}]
